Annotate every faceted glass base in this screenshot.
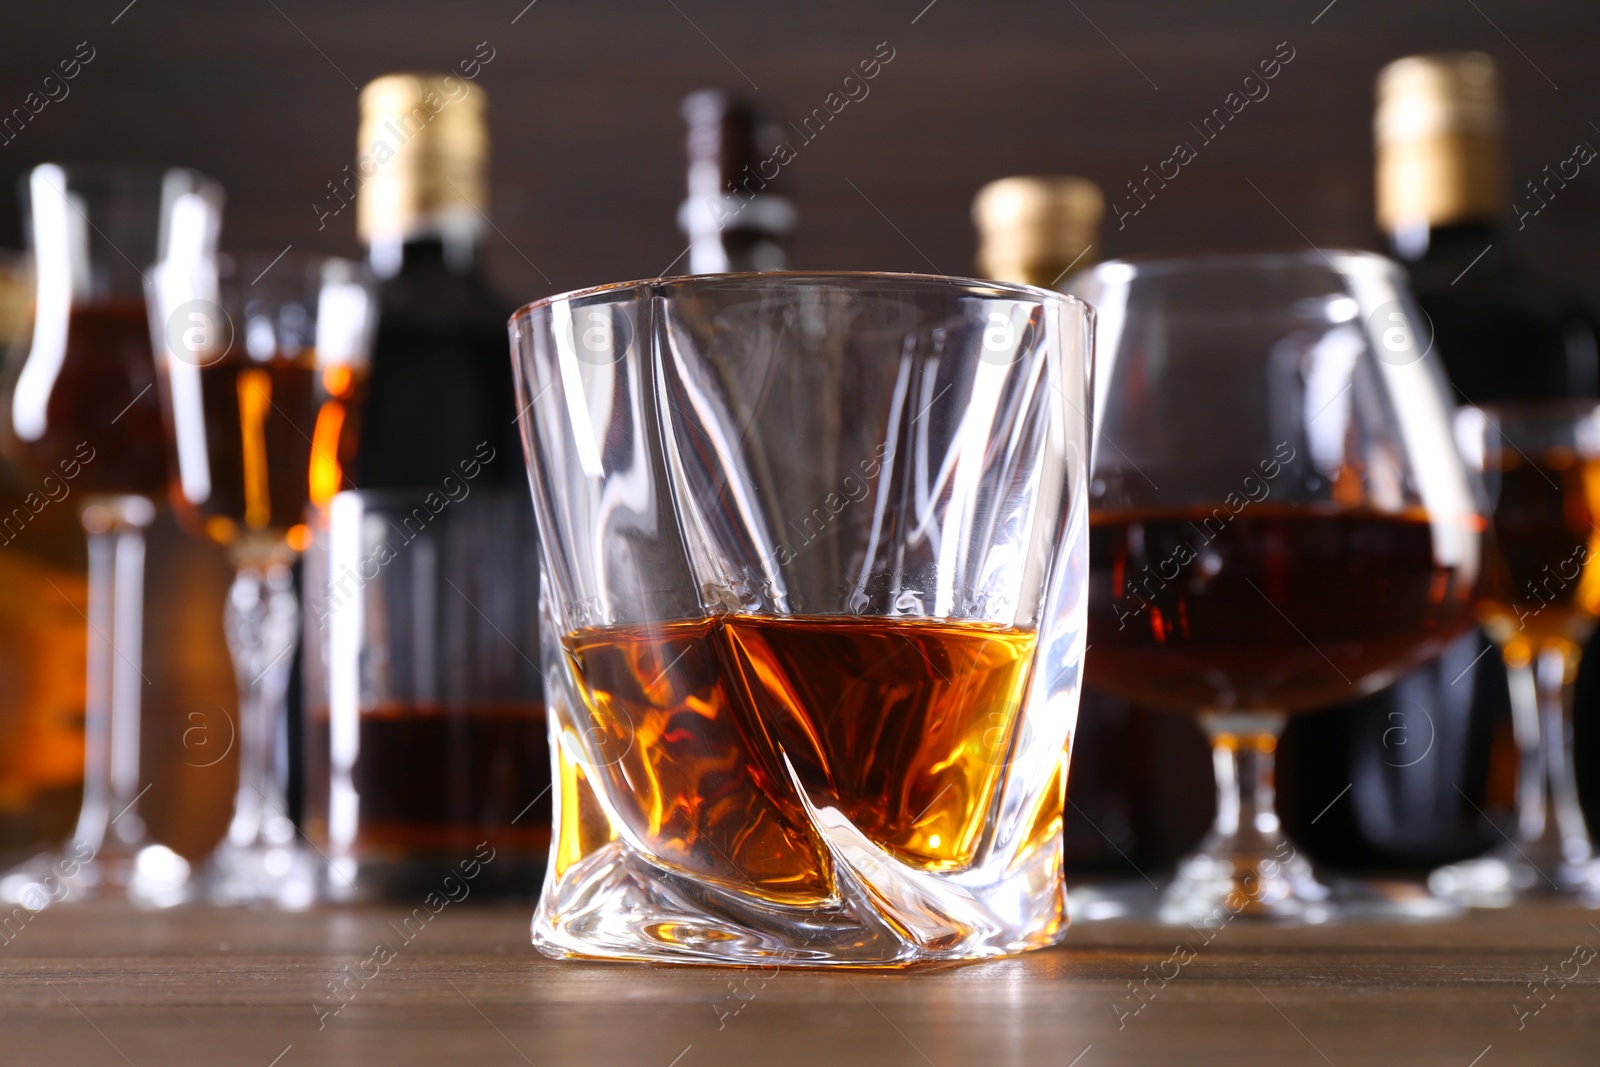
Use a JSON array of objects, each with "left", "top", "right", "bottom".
[{"left": 532, "top": 837, "right": 1068, "bottom": 968}]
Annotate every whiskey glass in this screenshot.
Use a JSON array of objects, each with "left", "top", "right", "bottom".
[
  {"left": 147, "top": 248, "right": 374, "bottom": 906},
  {"left": 0, "top": 165, "right": 215, "bottom": 908},
  {"left": 1431, "top": 403, "right": 1600, "bottom": 904},
  {"left": 1071, "top": 251, "right": 1485, "bottom": 923},
  {"left": 513, "top": 272, "right": 1092, "bottom": 966}
]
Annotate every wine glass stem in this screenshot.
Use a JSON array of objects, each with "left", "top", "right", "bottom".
[
  {"left": 71, "top": 499, "right": 154, "bottom": 860},
  {"left": 1506, "top": 661, "right": 1546, "bottom": 842},
  {"left": 1534, "top": 645, "right": 1592, "bottom": 865},
  {"left": 222, "top": 556, "right": 299, "bottom": 851},
  {"left": 1201, "top": 712, "right": 1285, "bottom": 853}
]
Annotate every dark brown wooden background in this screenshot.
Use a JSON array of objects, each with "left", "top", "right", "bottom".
[
  {"left": 1, "top": 0, "right": 1597, "bottom": 858},
  {"left": 2, "top": 0, "right": 1597, "bottom": 300}
]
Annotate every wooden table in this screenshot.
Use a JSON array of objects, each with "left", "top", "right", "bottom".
[{"left": 3, "top": 897, "right": 1597, "bottom": 1066}]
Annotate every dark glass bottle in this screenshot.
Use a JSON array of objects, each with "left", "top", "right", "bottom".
[
  {"left": 678, "top": 90, "right": 796, "bottom": 273},
  {"left": 1279, "top": 52, "right": 1600, "bottom": 868},
  {"left": 353, "top": 234, "right": 520, "bottom": 488},
  {"left": 300, "top": 73, "right": 544, "bottom": 899},
  {"left": 970, "top": 176, "right": 1164, "bottom": 874}
]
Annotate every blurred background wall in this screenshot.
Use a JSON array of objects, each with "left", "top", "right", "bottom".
[{"left": 0, "top": 0, "right": 1595, "bottom": 857}]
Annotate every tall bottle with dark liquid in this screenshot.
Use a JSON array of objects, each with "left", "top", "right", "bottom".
[
  {"left": 303, "top": 74, "right": 546, "bottom": 898},
  {"left": 678, "top": 90, "right": 795, "bottom": 273},
  {"left": 1279, "top": 52, "right": 1600, "bottom": 867},
  {"left": 970, "top": 176, "right": 1168, "bottom": 873}
]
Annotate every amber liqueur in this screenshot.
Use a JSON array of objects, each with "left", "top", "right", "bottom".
[
  {"left": 1088, "top": 505, "right": 1478, "bottom": 714},
  {"left": 556, "top": 615, "right": 1043, "bottom": 904},
  {"left": 305, "top": 702, "right": 549, "bottom": 853},
  {"left": 8, "top": 299, "right": 166, "bottom": 496},
  {"left": 1478, "top": 448, "right": 1600, "bottom": 652}
]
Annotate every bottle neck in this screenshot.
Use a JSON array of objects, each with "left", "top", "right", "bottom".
[
  {"left": 366, "top": 232, "right": 481, "bottom": 280},
  {"left": 1388, "top": 217, "right": 1497, "bottom": 273}
]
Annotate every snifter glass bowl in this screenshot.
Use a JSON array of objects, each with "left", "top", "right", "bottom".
[
  {"left": 510, "top": 272, "right": 1093, "bottom": 966},
  {"left": 1069, "top": 250, "right": 1486, "bottom": 925}
]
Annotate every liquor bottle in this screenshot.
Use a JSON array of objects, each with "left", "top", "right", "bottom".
[
  {"left": 678, "top": 90, "right": 796, "bottom": 273},
  {"left": 1278, "top": 52, "right": 1600, "bottom": 867},
  {"left": 972, "top": 176, "right": 1178, "bottom": 874},
  {"left": 302, "top": 74, "right": 545, "bottom": 899},
  {"left": 971, "top": 176, "right": 1100, "bottom": 289}
]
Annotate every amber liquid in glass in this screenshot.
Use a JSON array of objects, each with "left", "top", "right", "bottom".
[
  {"left": 13, "top": 299, "right": 166, "bottom": 495},
  {"left": 168, "top": 355, "right": 364, "bottom": 548},
  {"left": 558, "top": 615, "right": 1038, "bottom": 906},
  {"left": 1478, "top": 448, "right": 1600, "bottom": 652},
  {"left": 1087, "top": 505, "right": 1477, "bottom": 714},
  {"left": 305, "top": 701, "right": 550, "bottom": 854}
]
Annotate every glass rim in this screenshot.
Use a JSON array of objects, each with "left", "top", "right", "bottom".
[
  {"left": 1462, "top": 399, "right": 1600, "bottom": 423},
  {"left": 19, "top": 161, "right": 216, "bottom": 195},
  {"left": 213, "top": 250, "right": 370, "bottom": 282},
  {"left": 1082, "top": 247, "right": 1402, "bottom": 280},
  {"left": 509, "top": 270, "right": 1093, "bottom": 324}
]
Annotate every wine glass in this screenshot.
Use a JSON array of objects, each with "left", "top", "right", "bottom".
[
  {"left": 147, "top": 248, "right": 373, "bottom": 906},
  {"left": 0, "top": 164, "right": 217, "bottom": 908},
  {"left": 1430, "top": 403, "right": 1600, "bottom": 904},
  {"left": 1070, "top": 251, "right": 1486, "bottom": 923}
]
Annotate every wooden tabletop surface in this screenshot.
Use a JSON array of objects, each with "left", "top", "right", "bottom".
[{"left": 3, "top": 895, "right": 1598, "bottom": 1066}]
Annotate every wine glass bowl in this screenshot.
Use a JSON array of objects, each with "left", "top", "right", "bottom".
[{"left": 1072, "top": 250, "right": 1485, "bottom": 923}]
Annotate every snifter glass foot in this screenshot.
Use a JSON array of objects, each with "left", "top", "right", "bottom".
[
  {"left": 1153, "top": 713, "right": 1331, "bottom": 923},
  {"left": 200, "top": 842, "right": 317, "bottom": 909}
]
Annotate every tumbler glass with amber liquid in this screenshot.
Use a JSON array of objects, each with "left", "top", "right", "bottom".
[
  {"left": 1071, "top": 251, "right": 1485, "bottom": 923},
  {"left": 148, "top": 247, "right": 373, "bottom": 906},
  {"left": 513, "top": 273, "right": 1093, "bottom": 966},
  {"left": 0, "top": 165, "right": 215, "bottom": 907},
  {"left": 1431, "top": 404, "right": 1600, "bottom": 903}
]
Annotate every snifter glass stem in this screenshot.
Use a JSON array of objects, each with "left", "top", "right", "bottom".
[
  {"left": 202, "top": 546, "right": 315, "bottom": 908},
  {"left": 1159, "top": 712, "right": 1329, "bottom": 924}
]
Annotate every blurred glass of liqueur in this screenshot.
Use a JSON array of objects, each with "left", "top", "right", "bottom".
[
  {"left": 0, "top": 252, "right": 87, "bottom": 859},
  {"left": 302, "top": 73, "right": 546, "bottom": 900},
  {"left": 1432, "top": 404, "right": 1600, "bottom": 903},
  {"left": 149, "top": 246, "right": 374, "bottom": 907}
]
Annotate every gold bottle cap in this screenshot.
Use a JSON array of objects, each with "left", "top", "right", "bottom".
[
  {"left": 972, "top": 176, "right": 1104, "bottom": 288},
  {"left": 357, "top": 73, "right": 487, "bottom": 244},
  {"left": 1374, "top": 52, "right": 1503, "bottom": 232}
]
